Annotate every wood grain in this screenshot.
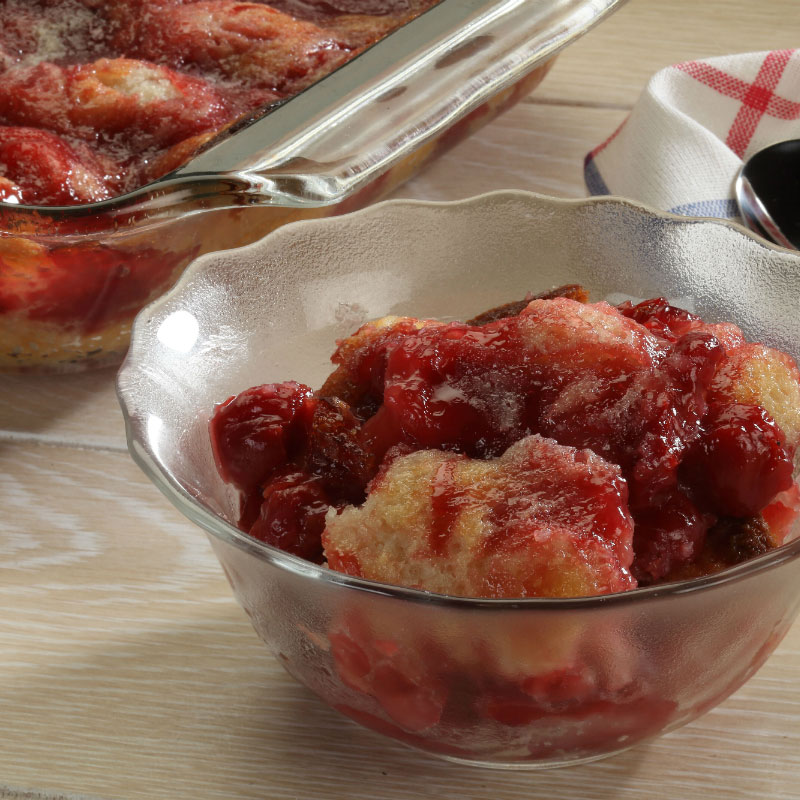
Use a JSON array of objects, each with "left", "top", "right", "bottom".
[
  {"left": 0, "top": 367, "right": 124, "bottom": 452},
  {"left": 2, "top": 1, "right": 800, "bottom": 798},
  {"left": 392, "top": 105, "right": 627, "bottom": 202},
  {"left": 538, "top": 0, "right": 800, "bottom": 108}
]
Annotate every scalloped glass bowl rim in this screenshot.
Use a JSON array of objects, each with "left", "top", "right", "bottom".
[{"left": 117, "top": 190, "right": 800, "bottom": 611}]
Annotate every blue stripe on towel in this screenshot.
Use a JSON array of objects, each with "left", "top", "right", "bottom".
[
  {"left": 583, "top": 155, "right": 611, "bottom": 196},
  {"left": 667, "top": 199, "right": 739, "bottom": 219},
  {"left": 583, "top": 157, "right": 740, "bottom": 222}
]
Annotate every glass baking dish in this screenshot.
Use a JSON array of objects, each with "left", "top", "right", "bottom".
[{"left": 0, "top": 0, "right": 626, "bottom": 372}]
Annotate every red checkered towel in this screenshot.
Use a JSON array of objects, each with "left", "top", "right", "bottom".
[{"left": 585, "top": 50, "right": 800, "bottom": 219}]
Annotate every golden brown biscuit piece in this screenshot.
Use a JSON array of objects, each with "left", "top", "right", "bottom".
[
  {"left": 466, "top": 284, "right": 590, "bottom": 326},
  {"left": 323, "top": 434, "right": 635, "bottom": 598}
]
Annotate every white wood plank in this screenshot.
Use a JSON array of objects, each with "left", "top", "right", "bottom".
[
  {"left": 539, "top": 0, "right": 800, "bottom": 108},
  {"left": 0, "top": 367, "right": 124, "bottom": 451},
  {"left": 393, "top": 105, "right": 626, "bottom": 202}
]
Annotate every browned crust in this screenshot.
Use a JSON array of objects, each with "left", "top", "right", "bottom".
[{"left": 466, "top": 284, "right": 589, "bottom": 327}]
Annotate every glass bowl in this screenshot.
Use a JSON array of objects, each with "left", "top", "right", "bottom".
[
  {"left": 117, "top": 191, "right": 800, "bottom": 769},
  {"left": 0, "top": 0, "right": 626, "bottom": 373}
]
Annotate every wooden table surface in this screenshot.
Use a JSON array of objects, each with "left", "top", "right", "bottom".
[{"left": 2, "top": 2, "right": 799, "bottom": 798}]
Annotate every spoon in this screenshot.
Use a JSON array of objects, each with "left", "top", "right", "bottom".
[{"left": 735, "top": 139, "right": 800, "bottom": 250}]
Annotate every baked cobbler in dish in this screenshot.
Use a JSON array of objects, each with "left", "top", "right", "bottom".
[{"left": 0, "top": 0, "right": 439, "bottom": 205}]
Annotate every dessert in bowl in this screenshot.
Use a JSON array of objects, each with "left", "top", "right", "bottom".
[
  {"left": 117, "top": 192, "right": 800, "bottom": 768},
  {"left": 209, "top": 284, "right": 799, "bottom": 594}
]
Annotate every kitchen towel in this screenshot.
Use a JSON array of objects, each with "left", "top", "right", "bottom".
[{"left": 584, "top": 49, "right": 800, "bottom": 219}]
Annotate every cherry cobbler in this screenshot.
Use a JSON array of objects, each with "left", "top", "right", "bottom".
[
  {"left": 210, "top": 285, "right": 800, "bottom": 598},
  {"left": 1, "top": 0, "right": 463, "bottom": 370},
  {"left": 0, "top": 0, "right": 439, "bottom": 206}
]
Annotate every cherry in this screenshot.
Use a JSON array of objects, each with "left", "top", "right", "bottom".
[
  {"left": 618, "top": 297, "right": 701, "bottom": 341},
  {"left": 0, "top": 126, "right": 114, "bottom": 205},
  {"left": 209, "top": 382, "right": 317, "bottom": 495},
  {"left": 249, "top": 470, "right": 330, "bottom": 562},
  {"left": 378, "top": 320, "right": 535, "bottom": 456},
  {"left": 329, "top": 618, "right": 448, "bottom": 732},
  {"left": 631, "top": 491, "right": 714, "bottom": 584},
  {"left": 629, "top": 330, "right": 725, "bottom": 505},
  {"left": 681, "top": 403, "right": 794, "bottom": 518}
]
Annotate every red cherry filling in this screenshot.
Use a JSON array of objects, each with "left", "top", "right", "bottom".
[
  {"left": 211, "top": 294, "right": 800, "bottom": 588},
  {"left": 320, "top": 317, "right": 441, "bottom": 415},
  {"left": 119, "top": 1, "right": 351, "bottom": 95},
  {"left": 250, "top": 470, "right": 331, "bottom": 561},
  {"left": 631, "top": 490, "right": 714, "bottom": 584},
  {"left": 0, "top": 0, "right": 438, "bottom": 205},
  {"left": 210, "top": 381, "right": 382, "bottom": 560},
  {"left": 375, "top": 320, "right": 537, "bottom": 457},
  {"left": 0, "top": 126, "right": 116, "bottom": 205},
  {"left": 329, "top": 616, "right": 448, "bottom": 732},
  {"left": 0, "top": 241, "right": 201, "bottom": 330},
  {"left": 618, "top": 297, "right": 701, "bottom": 341},
  {"left": 629, "top": 330, "right": 725, "bottom": 505},
  {"left": 681, "top": 403, "right": 795, "bottom": 518},
  {"left": 209, "top": 381, "right": 317, "bottom": 494}
]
